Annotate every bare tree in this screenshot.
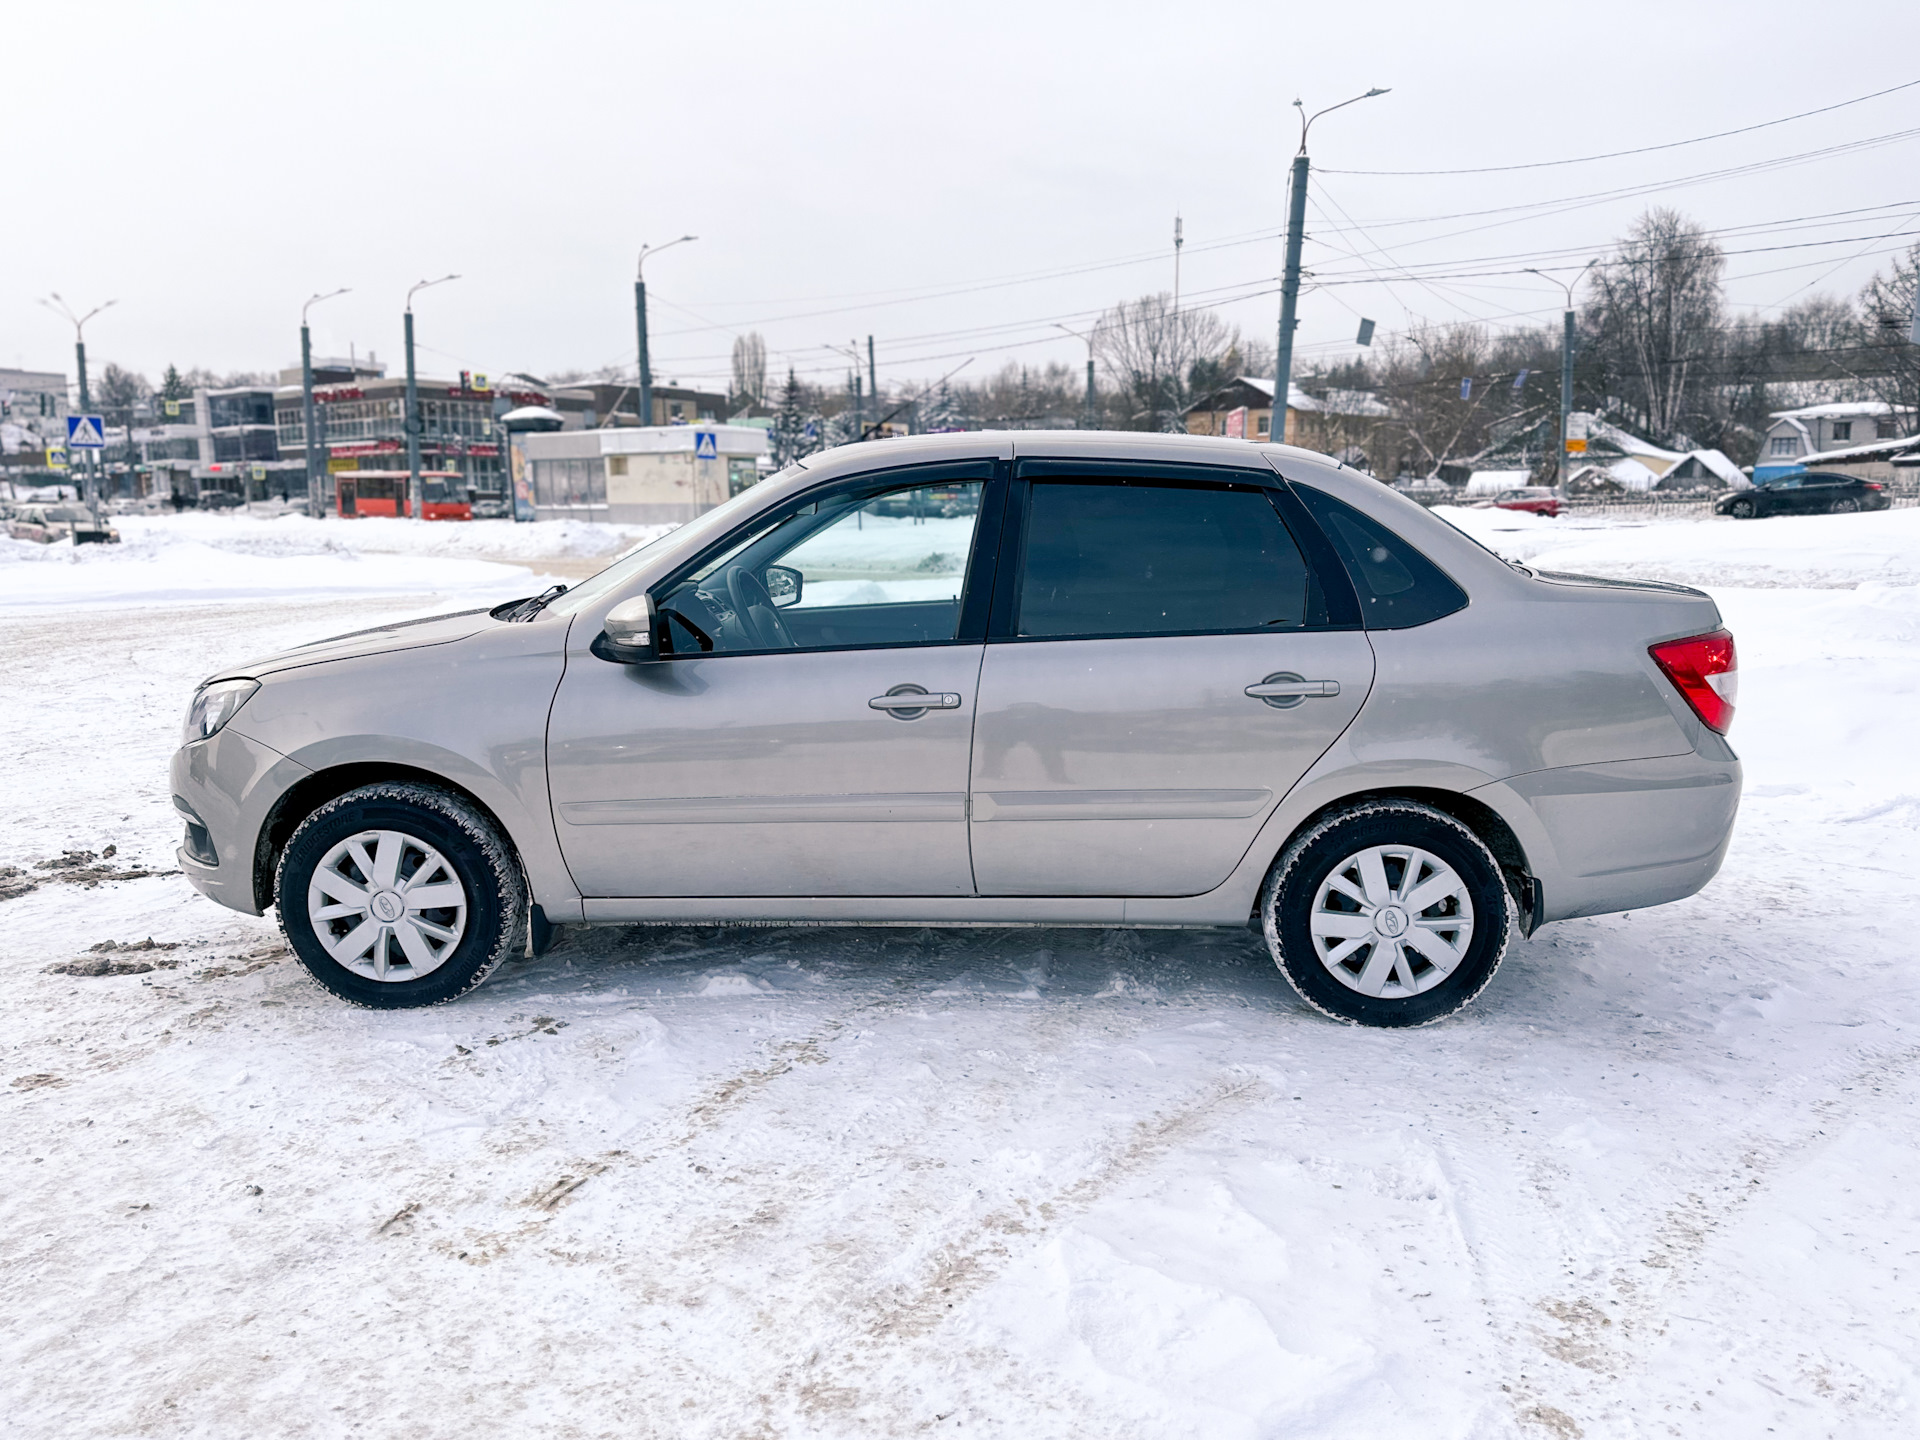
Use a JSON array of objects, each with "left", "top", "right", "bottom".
[
  {"left": 1093, "top": 293, "right": 1235, "bottom": 431},
  {"left": 1857, "top": 241, "right": 1920, "bottom": 426},
  {"left": 1586, "top": 209, "right": 1726, "bottom": 446},
  {"left": 730, "top": 332, "right": 767, "bottom": 408},
  {"left": 94, "top": 364, "right": 151, "bottom": 427}
]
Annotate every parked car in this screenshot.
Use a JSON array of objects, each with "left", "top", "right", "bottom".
[
  {"left": 173, "top": 433, "right": 1742, "bottom": 1027},
  {"left": 195, "top": 489, "right": 246, "bottom": 510},
  {"left": 1481, "top": 487, "right": 1562, "bottom": 518},
  {"left": 1714, "top": 472, "right": 1889, "bottom": 518},
  {"left": 6, "top": 503, "right": 120, "bottom": 545}
]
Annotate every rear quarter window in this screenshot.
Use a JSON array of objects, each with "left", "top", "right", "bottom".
[{"left": 1292, "top": 485, "right": 1468, "bottom": 629}]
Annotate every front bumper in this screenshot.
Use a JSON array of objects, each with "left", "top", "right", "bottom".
[{"left": 170, "top": 727, "right": 311, "bottom": 916}]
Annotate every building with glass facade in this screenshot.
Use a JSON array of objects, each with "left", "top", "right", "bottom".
[{"left": 275, "top": 376, "right": 517, "bottom": 517}]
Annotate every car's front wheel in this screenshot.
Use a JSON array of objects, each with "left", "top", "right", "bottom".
[
  {"left": 1261, "top": 801, "right": 1514, "bottom": 1027},
  {"left": 277, "top": 782, "right": 526, "bottom": 1008},
  {"left": 1727, "top": 497, "right": 1756, "bottom": 519}
]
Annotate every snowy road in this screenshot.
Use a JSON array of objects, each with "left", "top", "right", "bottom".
[{"left": 3, "top": 510, "right": 1919, "bottom": 1438}]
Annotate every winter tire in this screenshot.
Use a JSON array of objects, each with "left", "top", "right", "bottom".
[
  {"left": 277, "top": 782, "right": 526, "bottom": 1009},
  {"left": 1260, "top": 800, "right": 1514, "bottom": 1028},
  {"left": 1830, "top": 497, "right": 1859, "bottom": 514},
  {"left": 1727, "top": 498, "right": 1756, "bottom": 519}
]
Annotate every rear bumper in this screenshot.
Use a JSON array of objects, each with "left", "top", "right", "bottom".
[
  {"left": 170, "top": 727, "right": 311, "bottom": 916},
  {"left": 1477, "top": 751, "right": 1742, "bottom": 923}
]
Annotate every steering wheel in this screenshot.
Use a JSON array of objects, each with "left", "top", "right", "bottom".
[{"left": 724, "top": 565, "right": 796, "bottom": 650}]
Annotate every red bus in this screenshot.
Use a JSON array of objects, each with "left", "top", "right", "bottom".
[{"left": 334, "top": 470, "right": 473, "bottom": 521}]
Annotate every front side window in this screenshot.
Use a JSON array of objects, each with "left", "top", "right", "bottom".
[
  {"left": 657, "top": 480, "right": 984, "bottom": 654},
  {"left": 1014, "top": 480, "right": 1322, "bottom": 639}
]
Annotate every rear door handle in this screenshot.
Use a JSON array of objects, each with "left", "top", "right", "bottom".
[{"left": 1245, "top": 673, "right": 1341, "bottom": 708}]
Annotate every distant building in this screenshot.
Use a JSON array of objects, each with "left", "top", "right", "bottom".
[
  {"left": 274, "top": 375, "right": 512, "bottom": 515},
  {"left": 1756, "top": 400, "right": 1916, "bottom": 480},
  {"left": 521, "top": 425, "right": 769, "bottom": 523},
  {"left": 1183, "top": 377, "right": 1393, "bottom": 467},
  {"left": 0, "top": 368, "right": 69, "bottom": 475},
  {"left": 548, "top": 382, "right": 729, "bottom": 429}
]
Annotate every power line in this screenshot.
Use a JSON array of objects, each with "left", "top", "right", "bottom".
[{"left": 1321, "top": 78, "right": 1920, "bottom": 176}]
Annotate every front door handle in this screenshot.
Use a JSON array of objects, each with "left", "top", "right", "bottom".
[
  {"left": 1245, "top": 673, "right": 1341, "bottom": 709},
  {"left": 870, "top": 686, "right": 962, "bottom": 717}
]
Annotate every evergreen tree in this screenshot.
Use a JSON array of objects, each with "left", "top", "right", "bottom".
[
  {"left": 921, "top": 380, "right": 962, "bottom": 433},
  {"left": 769, "top": 369, "right": 823, "bottom": 468},
  {"left": 161, "top": 365, "right": 187, "bottom": 401}
]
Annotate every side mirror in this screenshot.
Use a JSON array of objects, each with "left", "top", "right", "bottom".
[
  {"left": 765, "top": 565, "right": 803, "bottom": 608},
  {"left": 598, "top": 594, "right": 655, "bottom": 664}
]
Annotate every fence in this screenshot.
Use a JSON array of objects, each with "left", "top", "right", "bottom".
[{"left": 1397, "top": 482, "right": 1920, "bottom": 521}]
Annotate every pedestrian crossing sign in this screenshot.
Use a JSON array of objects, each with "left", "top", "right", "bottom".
[
  {"left": 694, "top": 430, "right": 718, "bottom": 460},
  {"left": 67, "top": 414, "right": 106, "bottom": 448}
]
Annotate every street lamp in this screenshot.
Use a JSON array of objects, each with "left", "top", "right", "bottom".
[
  {"left": 1526, "top": 260, "right": 1598, "bottom": 484},
  {"left": 1055, "top": 323, "right": 1099, "bottom": 430},
  {"left": 301, "top": 287, "right": 350, "bottom": 518},
  {"left": 39, "top": 293, "right": 117, "bottom": 519},
  {"left": 636, "top": 236, "right": 696, "bottom": 428},
  {"left": 404, "top": 274, "right": 459, "bottom": 520},
  {"left": 1272, "top": 87, "right": 1389, "bottom": 444}
]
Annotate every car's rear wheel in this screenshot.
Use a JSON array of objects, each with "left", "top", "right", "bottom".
[
  {"left": 1727, "top": 498, "right": 1757, "bottom": 519},
  {"left": 1261, "top": 801, "right": 1514, "bottom": 1027},
  {"left": 277, "top": 782, "right": 525, "bottom": 1008},
  {"left": 1830, "top": 497, "right": 1860, "bottom": 514}
]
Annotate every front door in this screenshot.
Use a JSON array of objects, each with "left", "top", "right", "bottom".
[
  {"left": 546, "top": 467, "right": 996, "bottom": 897},
  {"left": 969, "top": 469, "right": 1374, "bottom": 897}
]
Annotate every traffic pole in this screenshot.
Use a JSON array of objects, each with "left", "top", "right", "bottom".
[
  {"left": 1272, "top": 154, "right": 1309, "bottom": 447},
  {"left": 404, "top": 308, "right": 422, "bottom": 519}
]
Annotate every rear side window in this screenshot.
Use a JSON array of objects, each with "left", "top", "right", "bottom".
[
  {"left": 1016, "top": 480, "right": 1326, "bottom": 638},
  {"left": 1292, "top": 485, "right": 1467, "bottom": 629}
]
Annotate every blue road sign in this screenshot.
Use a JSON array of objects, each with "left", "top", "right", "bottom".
[
  {"left": 67, "top": 414, "right": 106, "bottom": 448},
  {"left": 694, "top": 430, "right": 718, "bottom": 460}
]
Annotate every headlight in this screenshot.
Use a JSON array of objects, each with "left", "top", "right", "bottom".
[{"left": 183, "top": 678, "right": 260, "bottom": 744}]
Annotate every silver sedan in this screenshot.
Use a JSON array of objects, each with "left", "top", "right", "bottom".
[{"left": 171, "top": 433, "right": 1741, "bottom": 1026}]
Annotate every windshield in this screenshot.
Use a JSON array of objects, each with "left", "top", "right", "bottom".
[
  {"left": 543, "top": 463, "right": 811, "bottom": 618},
  {"left": 49, "top": 506, "right": 93, "bottom": 522}
]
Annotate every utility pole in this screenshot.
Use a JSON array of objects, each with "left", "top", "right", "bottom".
[
  {"left": 1056, "top": 322, "right": 1098, "bottom": 430},
  {"left": 301, "top": 288, "right": 349, "bottom": 518},
  {"left": 867, "top": 335, "right": 878, "bottom": 437},
  {"left": 1273, "top": 88, "right": 1388, "bottom": 446},
  {"left": 1528, "top": 261, "right": 1596, "bottom": 484},
  {"left": 404, "top": 275, "right": 459, "bottom": 520},
  {"left": 636, "top": 235, "right": 697, "bottom": 428},
  {"left": 39, "top": 294, "right": 116, "bottom": 524}
]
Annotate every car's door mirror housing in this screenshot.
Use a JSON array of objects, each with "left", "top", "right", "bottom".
[
  {"left": 598, "top": 594, "right": 656, "bottom": 664},
  {"left": 764, "top": 565, "right": 803, "bottom": 609}
]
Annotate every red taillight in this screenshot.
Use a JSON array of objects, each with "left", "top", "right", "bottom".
[
  {"left": 1650, "top": 629, "right": 1737, "bottom": 734},
  {"left": 1866, "top": 482, "right": 1885, "bottom": 490}
]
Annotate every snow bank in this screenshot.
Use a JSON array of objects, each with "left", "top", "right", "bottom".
[
  {"left": 1435, "top": 502, "right": 1920, "bottom": 589},
  {"left": 0, "top": 512, "right": 677, "bottom": 612}
]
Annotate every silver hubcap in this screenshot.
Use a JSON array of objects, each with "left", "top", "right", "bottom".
[
  {"left": 306, "top": 829, "right": 468, "bottom": 982},
  {"left": 1309, "top": 844, "right": 1474, "bottom": 998}
]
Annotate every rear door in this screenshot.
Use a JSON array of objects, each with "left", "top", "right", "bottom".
[{"left": 968, "top": 464, "right": 1374, "bottom": 897}]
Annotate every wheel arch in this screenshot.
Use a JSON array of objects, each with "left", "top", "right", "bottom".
[
  {"left": 253, "top": 762, "right": 521, "bottom": 914},
  {"left": 1265, "top": 785, "right": 1541, "bottom": 933}
]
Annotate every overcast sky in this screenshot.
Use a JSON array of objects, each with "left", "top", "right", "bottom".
[{"left": 7, "top": 0, "right": 1917, "bottom": 396}]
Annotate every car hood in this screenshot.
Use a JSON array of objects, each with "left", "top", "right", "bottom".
[{"left": 210, "top": 606, "right": 502, "bottom": 682}]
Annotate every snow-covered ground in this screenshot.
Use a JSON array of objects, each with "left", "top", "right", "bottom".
[
  {"left": 0, "top": 513, "right": 669, "bottom": 613},
  {"left": 3, "top": 507, "right": 1919, "bottom": 1438}
]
